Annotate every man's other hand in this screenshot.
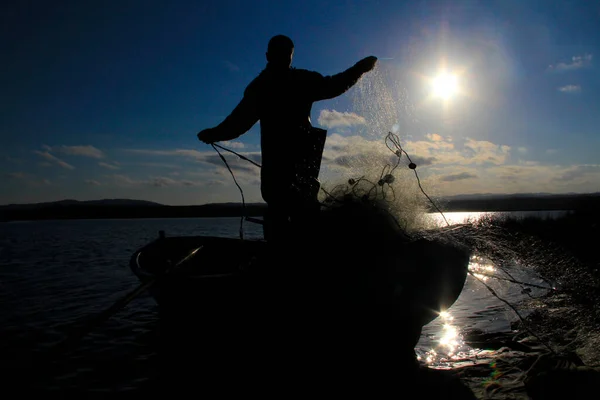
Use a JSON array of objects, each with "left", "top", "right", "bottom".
[
  {"left": 197, "top": 128, "right": 217, "bottom": 144},
  {"left": 356, "top": 56, "right": 378, "bottom": 73}
]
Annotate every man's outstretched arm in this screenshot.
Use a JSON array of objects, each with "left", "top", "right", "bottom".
[
  {"left": 197, "top": 92, "right": 259, "bottom": 144},
  {"left": 312, "top": 56, "right": 377, "bottom": 101}
]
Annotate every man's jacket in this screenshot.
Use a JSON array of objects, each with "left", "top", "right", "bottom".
[{"left": 211, "top": 62, "right": 369, "bottom": 205}]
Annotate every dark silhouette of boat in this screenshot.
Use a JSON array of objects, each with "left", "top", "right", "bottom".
[
  {"left": 130, "top": 225, "right": 470, "bottom": 323},
  {"left": 130, "top": 222, "right": 471, "bottom": 388}
]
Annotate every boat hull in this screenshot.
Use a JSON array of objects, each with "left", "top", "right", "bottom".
[
  {"left": 130, "top": 233, "right": 470, "bottom": 326},
  {"left": 131, "top": 233, "right": 471, "bottom": 392}
]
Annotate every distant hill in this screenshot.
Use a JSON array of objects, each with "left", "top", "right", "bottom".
[
  {"left": 1, "top": 199, "right": 163, "bottom": 210},
  {"left": 441, "top": 192, "right": 588, "bottom": 201},
  {"left": 1, "top": 193, "right": 599, "bottom": 221},
  {"left": 0, "top": 199, "right": 267, "bottom": 221},
  {"left": 437, "top": 192, "right": 600, "bottom": 212}
]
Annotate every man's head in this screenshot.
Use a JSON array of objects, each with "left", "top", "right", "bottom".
[{"left": 266, "top": 35, "right": 294, "bottom": 69}]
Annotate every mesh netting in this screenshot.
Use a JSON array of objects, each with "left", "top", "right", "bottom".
[{"left": 317, "top": 64, "right": 600, "bottom": 363}]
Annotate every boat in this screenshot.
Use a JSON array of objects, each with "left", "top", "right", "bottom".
[
  {"left": 130, "top": 226, "right": 470, "bottom": 322},
  {"left": 131, "top": 226, "right": 469, "bottom": 337},
  {"left": 129, "top": 214, "right": 472, "bottom": 393}
]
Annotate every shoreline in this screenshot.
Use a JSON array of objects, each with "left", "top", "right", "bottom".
[
  {"left": 5, "top": 202, "right": 600, "bottom": 222},
  {"left": 1, "top": 193, "right": 599, "bottom": 222}
]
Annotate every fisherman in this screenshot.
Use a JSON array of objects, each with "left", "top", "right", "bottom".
[{"left": 197, "top": 35, "right": 377, "bottom": 241}]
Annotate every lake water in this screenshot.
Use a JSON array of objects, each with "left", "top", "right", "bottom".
[{"left": 0, "top": 211, "right": 563, "bottom": 393}]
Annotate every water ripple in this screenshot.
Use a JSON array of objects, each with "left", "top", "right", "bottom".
[{"left": 0, "top": 216, "right": 545, "bottom": 391}]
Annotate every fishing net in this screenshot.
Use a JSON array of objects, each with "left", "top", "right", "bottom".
[{"left": 317, "top": 64, "right": 600, "bottom": 370}]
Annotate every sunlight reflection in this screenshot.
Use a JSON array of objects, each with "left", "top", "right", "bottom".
[
  {"left": 416, "top": 254, "right": 538, "bottom": 369},
  {"left": 439, "top": 310, "right": 453, "bottom": 321},
  {"left": 468, "top": 254, "right": 496, "bottom": 281},
  {"left": 419, "top": 308, "right": 471, "bottom": 366},
  {"left": 439, "top": 324, "right": 459, "bottom": 354},
  {"left": 427, "top": 211, "right": 498, "bottom": 227}
]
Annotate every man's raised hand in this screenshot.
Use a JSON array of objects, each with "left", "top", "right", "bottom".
[{"left": 356, "top": 56, "right": 378, "bottom": 73}]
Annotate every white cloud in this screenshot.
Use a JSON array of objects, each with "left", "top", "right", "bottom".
[
  {"left": 84, "top": 179, "right": 101, "bottom": 186},
  {"left": 548, "top": 54, "right": 592, "bottom": 71},
  {"left": 427, "top": 163, "right": 600, "bottom": 196},
  {"left": 203, "top": 153, "right": 261, "bottom": 173},
  {"left": 221, "top": 140, "right": 245, "bottom": 149},
  {"left": 149, "top": 177, "right": 199, "bottom": 187},
  {"left": 546, "top": 149, "right": 558, "bottom": 155},
  {"left": 557, "top": 165, "right": 600, "bottom": 181},
  {"left": 426, "top": 133, "right": 444, "bottom": 142},
  {"left": 132, "top": 162, "right": 181, "bottom": 169},
  {"left": 320, "top": 133, "right": 513, "bottom": 182},
  {"left": 520, "top": 160, "right": 539, "bottom": 166},
  {"left": 399, "top": 136, "right": 510, "bottom": 166},
  {"left": 33, "top": 150, "right": 74, "bottom": 170},
  {"left": 317, "top": 109, "right": 367, "bottom": 128},
  {"left": 463, "top": 139, "right": 511, "bottom": 165},
  {"left": 33, "top": 144, "right": 102, "bottom": 170},
  {"left": 318, "top": 134, "right": 600, "bottom": 195},
  {"left": 55, "top": 145, "right": 104, "bottom": 159},
  {"left": 558, "top": 85, "right": 581, "bottom": 93},
  {"left": 98, "top": 162, "right": 120, "bottom": 170},
  {"left": 440, "top": 172, "right": 478, "bottom": 182},
  {"left": 111, "top": 174, "right": 140, "bottom": 186},
  {"left": 151, "top": 177, "right": 178, "bottom": 187},
  {"left": 109, "top": 174, "right": 201, "bottom": 188},
  {"left": 114, "top": 134, "right": 599, "bottom": 198},
  {"left": 125, "top": 148, "right": 206, "bottom": 161},
  {"left": 206, "top": 179, "right": 227, "bottom": 187},
  {"left": 124, "top": 147, "right": 261, "bottom": 181}
]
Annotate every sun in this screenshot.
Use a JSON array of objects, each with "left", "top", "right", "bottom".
[{"left": 432, "top": 72, "right": 458, "bottom": 99}]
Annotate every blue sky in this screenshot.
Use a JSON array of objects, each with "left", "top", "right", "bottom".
[{"left": 2, "top": 0, "right": 599, "bottom": 205}]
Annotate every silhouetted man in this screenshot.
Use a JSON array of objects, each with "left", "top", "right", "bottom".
[{"left": 198, "top": 35, "right": 377, "bottom": 241}]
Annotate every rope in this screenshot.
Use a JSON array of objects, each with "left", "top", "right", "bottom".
[
  {"left": 385, "top": 132, "right": 450, "bottom": 226},
  {"left": 469, "top": 271, "right": 554, "bottom": 290},
  {"left": 469, "top": 271, "right": 556, "bottom": 355},
  {"left": 211, "top": 144, "right": 246, "bottom": 240},
  {"left": 212, "top": 143, "right": 262, "bottom": 168},
  {"left": 210, "top": 133, "right": 448, "bottom": 230}
]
